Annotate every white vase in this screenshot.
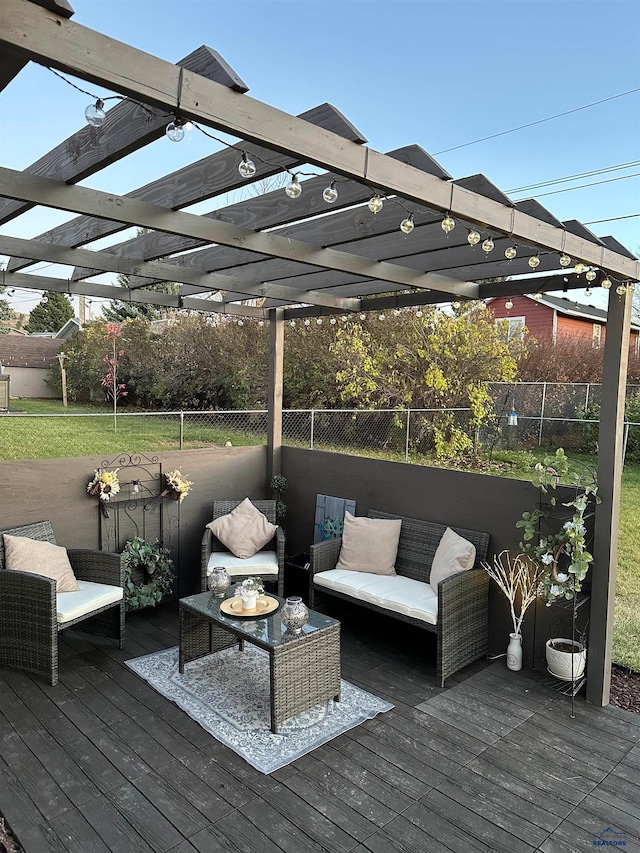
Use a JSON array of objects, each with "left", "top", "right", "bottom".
[
  {"left": 546, "top": 638, "right": 587, "bottom": 681},
  {"left": 506, "top": 632, "right": 523, "bottom": 671},
  {"left": 240, "top": 590, "right": 258, "bottom": 611}
]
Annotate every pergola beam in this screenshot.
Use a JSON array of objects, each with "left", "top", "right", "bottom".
[
  {"left": 1, "top": 271, "right": 264, "bottom": 317},
  {"left": 0, "top": 167, "right": 479, "bottom": 298},
  {"left": 2, "top": 0, "right": 637, "bottom": 281},
  {"left": 0, "top": 234, "right": 361, "bottom": 311}
]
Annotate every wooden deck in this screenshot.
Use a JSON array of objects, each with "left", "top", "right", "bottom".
[{"left": 1, "top": 602, "right": 639, "bottom": 853}]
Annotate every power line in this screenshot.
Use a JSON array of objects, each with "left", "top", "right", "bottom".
[
  {"left": 435, "top": 87, "right": 640, "bottom": 155},
  {"left": 511, "top": 171, "right": 640, "bottom": 199},
  {"left": 506, "top": 160, "right": 640, "bottom": 194},
  {"left": 583, "top": 213, "right": 640, "bottom": 225}
]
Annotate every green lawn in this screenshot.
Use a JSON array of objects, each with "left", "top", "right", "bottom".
[{"left": 5, "top": 399, "right": 640, "bottom": 670}]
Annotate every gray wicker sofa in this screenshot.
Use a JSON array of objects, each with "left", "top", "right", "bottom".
[{"left": 308, "top": 510, "right": 490, "bottom": 686}]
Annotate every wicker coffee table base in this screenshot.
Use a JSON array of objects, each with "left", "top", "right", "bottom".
[{"left": 179, "top": 603, "right": 341, "bottom": 733}]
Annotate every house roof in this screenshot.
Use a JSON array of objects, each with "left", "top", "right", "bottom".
[
  {"left": 0, "top": 335, "right": 62, "bottom": 369},
  {"left": 522, "top": 294, "right": 640, "bottom": 332}
]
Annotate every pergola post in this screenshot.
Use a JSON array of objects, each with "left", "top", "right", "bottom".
[
  {"left": 587, "top": 287, "right": 632, "bottom": 706},
  {"left": 267, "top": 307, "right": 284, "bottom": 482}
]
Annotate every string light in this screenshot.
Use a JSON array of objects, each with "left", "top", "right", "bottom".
[
  {"left": 322, "top": 181, "right": 338, "bottom": 203},
  {"left": 289, "top": 319, "right": 296, "bottom": 327},
  {"left": 482, "top": 237, "right": 495, "bottom": 254},
  {"left": 285, "top": 174, "right": 302, "bottom": 198},
  {"left": 533, "top": 292, "right": 543, "bottom": 301},
  {"left": 505, "top": 299, "right": 514, "bottom": 309},
  {"left": 359, "top": 312, "right": 366, "bottom": 320},
  {"left": 416, "top": 309, "right": 423, "bottom": 318},
  {"left": 504, "top": 246, "right": 518, "bottom": 260},
  {"left": 166, "top": 118, "right": 186, "bottom": 142},
  {"left": 341, "top": 315, "right": 349, "bottom": 322},
  {"left": 441, "top": 214, "right": 456, "bottom": 234},
  {"left": 559, "top": 253, "right": 572, "bottom": 267},
  {"left": 238, "top": 152, "right": 257, "bottom": 178},
  {"left": 316, "top": 318, "right": 323, "bottom": 325},
  {"left": 85, "top": 98, "right": 106, "bottom": 127},
  {"left": 378, "top": 313, "right": 386, "bottom": 321},
  {"left": 400, "top": 214, "right": 415, "bottom": 234},
  {"left": 393, "top": 308, "right": 401, "bottom": 316},
  {"left": 368, "top": 194, "right": 384, "bottom": 214},
  {"left": 574, "top": 262, "right": 587, "bottom": 275},
  {"left": 330, "top": 317, "right": 337, "bottom": 324},
  {"left": 586, "top": 268, "right": 597, "bottom": 282},
  {"left": 585, "top": 287, "right": 593, "bottom": 297},
  {"left": 528, "top": 253, "right": 541, "bottom": 269},
  {"left": 601, "top": 276, "right": 612, "bottom": 289},
  {"left": 616, "top": 284, "right": 626, "bottom": 296},
  {"left": 258, "top": 319, "right": 264, "bottom": 327},
  {"left": 304, "top": 318, "right": 311, "bottom": 325},
  {"left": 467, "top": 230, "right": 481, "bottom": 247},
  {"left": 452, "top": 301, "right": 461, "bottom": 309}
]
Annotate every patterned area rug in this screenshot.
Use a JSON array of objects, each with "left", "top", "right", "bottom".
[{"left": 126, "top": 645, "right": 393, "bottom": 774}]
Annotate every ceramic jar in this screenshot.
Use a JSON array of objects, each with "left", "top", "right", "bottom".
[
  {"left": 207, "top": 566, "right": 231, "bottom": 598},
  {"left": 506, "top": 632, "right": 523, "bottom": 671},
  {"left": 281, "top": 596, "right": 309, "bottom": 634}
]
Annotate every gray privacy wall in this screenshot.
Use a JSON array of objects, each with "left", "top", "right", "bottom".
[
  {"left": 0, "top": 446, "right": 267, "bottom": 597},
  {"left": 282, "top": 447, "right": 580, "bottom": 664}
]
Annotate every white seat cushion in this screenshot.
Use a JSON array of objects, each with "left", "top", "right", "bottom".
[
  {"left": 57, "top": 580, "right": 123, "bottom": 625},
  {"left": 314, "top": 569, "right": 438, "bottom": 626},
  {"left": 207, "top": 550, "right": 279, "bottom": 577}
]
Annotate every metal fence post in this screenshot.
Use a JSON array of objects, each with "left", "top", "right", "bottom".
[
  {"left": 405, "top": 409, "right": 411, "bottom": 463},
  {"left": 538, "top": 382, "right": 547, "bottom": 446},
  {"left": 586, "top": 383, "right": 591, "bottom": 412},
  {"left": 179, "top": 411, "right": 184, "bottom": 450},
  {"left": 310, "top": 410, "right": 315, "bottom": 450}
]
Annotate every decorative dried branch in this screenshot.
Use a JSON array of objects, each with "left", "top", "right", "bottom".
[{"left": 482, "top": 550, "right": 544, "bottom": 636}]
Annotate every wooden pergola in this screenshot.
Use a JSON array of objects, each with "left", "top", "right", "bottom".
[{"left": 1, "top": 0, "right": 638, "bottom": 706}]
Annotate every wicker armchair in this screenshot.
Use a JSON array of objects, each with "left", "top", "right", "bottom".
[
  {"left": 0, "top": 521, "right": 125, "bottom": 686},
  {"left": 201, "top": 500, "right": 285, "bottom": 597}
]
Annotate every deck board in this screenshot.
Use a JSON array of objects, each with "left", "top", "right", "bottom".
[{"left": 1, "top": 602, "right": 639, "bottom": 853}]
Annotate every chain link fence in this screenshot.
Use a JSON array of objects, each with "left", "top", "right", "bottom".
[{"left": 3, "top": 382, "right": 640, "bottom": 462}]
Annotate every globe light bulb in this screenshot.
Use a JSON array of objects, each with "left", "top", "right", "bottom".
[
  {"left": 467, "top": 230, "right": 481, "bottom": 247},
  {"left": 452, "top": 301, "right": 461, "bottom": 310},
  {"left": 289, "top": 320, "right": 296, "bottom": 327},
  {"left": 416, "top": 310, "right": 423, "bottom": 318},
  {"left": 316, "top": 318, "right": 323, "bottom": 325},
  {"left": 238, "top": 153, "right": 257, "bottom": 178},
  {"left": 330, "top": 317, "right": 337, "bottom": 325},
  {"left": 85, "top": 99, "right": 106, "bottom": 127},
  {"left": 304, "top": 318, "right": 311, "bottom": 325},
  {"left": 165, "top": 119, "right": 185, "bottom": 142},
  {"left": 322, "top": 182, "right": 338, "bottom": 203},
  {"left": 286, "top": 174, "right": 302, "bottom": 198},
  {"left": 378, "top": 313, "right": 385, "bottom": 321},
  {"left": 237, "top": 320, "right": 244, "bottom": 326},
  {"left": 393, "top": 308, "right": 401, "bottom": 316},
  {"left": 505, "top": 299, "right": 514, "bottom": 310},
  {"left": 258, "top": 319, "right": 264, "bottom": 327},
  {"left": 368, "top": 194, "right": 384, "bottom": 214},
  {"left": 482, "top": 238, "right": 494, "bottom": 254},
  {"left": 528, "top": 254, "right": 541, "bottom": 269},
  {"left": 400, "top": 215, "right": 415, "bottom": 234},
  {"left": 341, "top": 315, "right": 349, "bottom": 322},
  {"left": 360, "top": 313, "right": 366, "bottom": 320},
  {"left": 616, "top": 284, "right": 626, "bottom": 296},
  {"left": 601, "top": 277, "right": 612, "bottom": 290},
  {"left": 586, "top": 268, "right": 597, "bottom": 282},
  {"left": 574, "top": 262, "right": 586, "bottom": 275},
  {"left": 504, "top": 246, "right": 518, "bottom": 260},
  {"left": 585, "top": 287, "right": 593, "bottom": 297},
  {"left": 559, "top": 253, "right": 572, "bottom": 268},
  {"left": 441, "top": 215, "right": 456, "bottom": 234},
  {"left": 533, "top": 292, "right": 543, "bottom": 301}
]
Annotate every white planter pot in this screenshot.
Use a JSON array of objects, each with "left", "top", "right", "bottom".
[{"left": 545, "top": 638, "right": 587, "bottom": 681}]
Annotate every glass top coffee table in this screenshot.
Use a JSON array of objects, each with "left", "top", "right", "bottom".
[{"left": 178, "top": 589, "right": 341, "bottom": 733}]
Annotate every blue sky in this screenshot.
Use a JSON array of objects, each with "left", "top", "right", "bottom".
[{"left": 1, "top": 0, "right": 639, "bottom": 316}]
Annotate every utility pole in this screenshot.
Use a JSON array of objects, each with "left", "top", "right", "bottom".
[{"left": 79, "top": 295, "right": 86, "bottom": 327}]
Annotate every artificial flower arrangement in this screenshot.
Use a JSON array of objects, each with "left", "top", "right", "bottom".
[
  {"left": 481, "top": 550, "right": 544, "bottom": 637},
  {"left": 87, "top": 468, "right": 120, "bottom": 501},
  {"left": 234, "top": 576, "right": 264, "bottom": 595},
  {"left": 163, "top": 469, "right": 193, "bottom": 502}
]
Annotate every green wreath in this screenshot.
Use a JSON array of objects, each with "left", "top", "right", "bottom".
[{"left": 122, "top": 536, "right": 174, "bottom": 611}]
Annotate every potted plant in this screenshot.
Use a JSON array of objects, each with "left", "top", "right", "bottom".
[
  {"left": 269, "top": 475, "right": 287, "bottom": 524},
  {"left": 481, "top": 550, "right": 544, "bottom": 670},
  {"left": 516, "top": 448, "right": 597, "bottom": 678},
  {"left": 122, "top": 536, "right": 175, "bottom": 611}
]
